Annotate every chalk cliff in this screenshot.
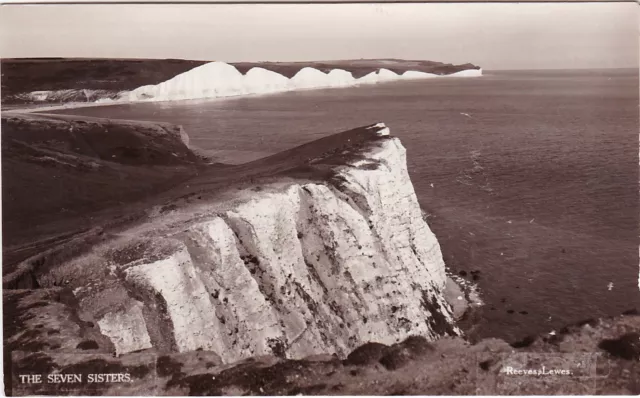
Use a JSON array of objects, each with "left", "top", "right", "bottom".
[
  {"left": 4, "top": 123, "right": 460, "bottom": 365},
  {"left": 3, "top": 60, "right": 482, "bottom": 106},
  {"left": 120, "top": 62, "right": 482, "bottom": 103},
  {"left": 69, "top": 124, "right": 458, "bottom": 362}
]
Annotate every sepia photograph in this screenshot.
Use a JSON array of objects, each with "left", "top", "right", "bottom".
[{"left": 0, "top": 1, "right": 638, "bottom": 395}]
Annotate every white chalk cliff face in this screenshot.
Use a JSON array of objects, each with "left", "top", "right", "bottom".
[
  {"left": 106, "top": 62, "right": 482, "bottom": 103},
  {"left": 16, "top": 62, "right": 482, "bottom": 105},
  {"left": 65, "top": 124, "right": 459, "bottom": 363}
]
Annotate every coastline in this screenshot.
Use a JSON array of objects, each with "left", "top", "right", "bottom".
[{"left": 2, "top": 62, "right": 482, "bottom": 114}]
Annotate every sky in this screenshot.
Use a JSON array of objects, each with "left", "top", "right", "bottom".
[{"left": 0, "top": 2, "right": 637, "bottom": 70}]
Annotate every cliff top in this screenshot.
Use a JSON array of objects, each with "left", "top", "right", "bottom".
[{"left": 1, "top": 114, "right": 392, "bottom": 281}]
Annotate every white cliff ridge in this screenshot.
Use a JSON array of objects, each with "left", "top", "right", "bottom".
[
  {"left": 105, "top": 62, "right": 481, "bottom": 103},
  {"left": 15, "top": 62, "right": 482, "bottom": 105},
  {"left": 48, "top": 123, "right": 460, "bottom": 362}
]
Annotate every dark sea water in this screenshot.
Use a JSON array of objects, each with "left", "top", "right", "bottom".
[{"left": 52, "top": 69, "right": 639, "bottom": 342}]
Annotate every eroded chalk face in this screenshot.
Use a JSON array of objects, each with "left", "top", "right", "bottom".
[
  {"left": 22, "top": 126, "right": 458, "bottom": 364},
  {"left": 119, "top": 62, "right": 482, "bottom": 102}
]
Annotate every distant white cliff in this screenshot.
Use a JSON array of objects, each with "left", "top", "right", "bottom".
[
  {"left": 13, "top": 62, "right": 482, "bottom": 105},
  {"left": 111, "top": 61, "right": 482, "bottom": 103},
  {"left": 53, "top": 123, "right": 461, "bottom": 362}
]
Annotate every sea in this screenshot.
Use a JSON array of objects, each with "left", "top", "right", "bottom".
[{"left": 50, "top": 69, "right": 639, "bottom": 342}]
